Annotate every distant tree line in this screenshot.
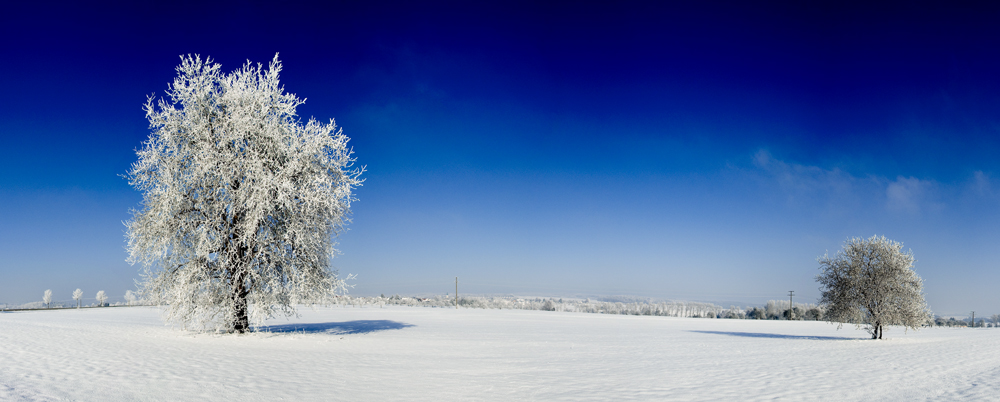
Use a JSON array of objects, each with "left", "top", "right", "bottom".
[
  {"left": 932, "top": 316, "right": 1000, "bottom": 328},
  {"left": 739, "top": 300, "right": 825, "bottom": 321},
  {"left": 1, "top": 290, "right": 147, "bottom": 311},
  {"left": 320, "top": 294, "right": 833, "bottom": 321},
  {"left": 14, "top": 289, "right": 995, "bottom": 331},
  {"left": 328, "top": 295, "right": 1000, "bottom": 329}
]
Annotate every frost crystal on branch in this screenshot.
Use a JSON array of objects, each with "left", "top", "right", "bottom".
[
  {"left": 816, "top": 235, "right": 931, "bottom": 339},
  {"left": 126, "top": 54, "right": 363, "bottom": 333}
]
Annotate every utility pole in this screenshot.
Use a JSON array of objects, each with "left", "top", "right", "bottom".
[
  {"left": 455, "top": 277, "right": 459, "bottom": 309},
  {"left": 788, "top": 291, "right": 795, "bottom": 320},
  {"left": 972, "top": 311, "right": 975, "bottom": 328}
]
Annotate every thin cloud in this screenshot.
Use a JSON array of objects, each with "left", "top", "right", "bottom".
[
  {"left": 749, "top": 150, "right": 944, "bottom": 215},
  {"left": 969, "top": 170, "right": 993, "bottom": 196},
  {"left": 750, "top": 150, "right": 870, "bottom": 211},
  {"left": 886, "top": 176, "right": 935, "bottom": 214},
  {"left": 753, "top": 150, "right": 856, "bottom": 194}
]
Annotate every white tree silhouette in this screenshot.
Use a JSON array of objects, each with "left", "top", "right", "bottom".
[
  {"left": 73, "top": 289, "right": 83, "bottom": 309},
  {"left": 126, "top": 54, "right": 362, "bottom": 332},
  {"left": 817, "top": 235, "right": 931, "bottom": 339}
]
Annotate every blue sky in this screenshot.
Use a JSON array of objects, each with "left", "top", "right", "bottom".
[{"left": 2, "top": 2, "right": 1000, "bottom": 315}]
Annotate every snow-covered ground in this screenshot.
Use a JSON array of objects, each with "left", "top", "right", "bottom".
[{"left": 1, "top": 306, "right": 997, "bottom": 401}]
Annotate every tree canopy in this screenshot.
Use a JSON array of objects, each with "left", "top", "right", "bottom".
[
  {"left": 817, "top": 235, "right": 931, "bottom": 339},
  {"left": 126, "top": 54, "right": 363, "bottom": 332}
]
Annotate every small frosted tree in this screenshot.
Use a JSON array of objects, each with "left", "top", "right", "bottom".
[
  {"left": 817, "top": 235, "right": 931, "bottom": 339},
  {"left": 73, "top": 289, "right": 83, "bottom": 308},
  {"left": 43, "top": 289, "right": 52, "bottom": 309},
  {"left": 126, "top": 54, "right": 362, "bottom": 333},
  {"left": 96, "top": 291, "right": 108, "bottom": 307},
  {"left": 124, "top": 290, "right": 137, "bottom": 306}
]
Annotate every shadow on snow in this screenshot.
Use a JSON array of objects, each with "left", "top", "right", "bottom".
[
  {"left": 256, "top": 320, "right": 415, "bottom": 335},
  {"left": 689, "top": 330, "right": 859, "bottom": 340}
]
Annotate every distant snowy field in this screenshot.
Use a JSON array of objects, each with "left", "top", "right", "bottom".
[{"left": 2, "top": 306, "right": 998, "bottom": 401}]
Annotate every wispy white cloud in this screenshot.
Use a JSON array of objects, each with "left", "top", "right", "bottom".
[
  {"left": 969, "top": 170, "right": 993, "bottom": 196},
  {"left": 752, "top": 150, "right": 854, "bottom": 193},
  {"left": 749, "top": 150, "right": 871, "bottom": 210},
  {"left": 749, "top": 150, "right": 946, "bottom": 216},
  {"left": 885, "top": 176, "right": 936, "bottom": 214}
]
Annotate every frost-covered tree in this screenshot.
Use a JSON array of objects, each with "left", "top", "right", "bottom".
[
  {"left": 804, "top": 307, "right": 824, "bottom": 321},
  {"left": 126, "top": 54, "right": 362, "bottom": 333},
  {"left": 817, "top": 235, "right": 931, "bottom": 339},
  {"left": 747, "top": 307, "right": 766, "bottom": 319},
  {"left": 43, "top": 289, "right": 52, "bottom": 308},
  {"left": 73, "top": 288, "right": 83, "bottom": 308},
  {"left": 124, "top": 290, "right": 137, "bottom": 306},
  {"left": 96, "top": 291, "right": 108, "bottom": 307}
]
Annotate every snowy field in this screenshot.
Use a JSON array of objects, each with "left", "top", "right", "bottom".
[{"left": 2, "top": 306, "right": 998, "bottom": 401}]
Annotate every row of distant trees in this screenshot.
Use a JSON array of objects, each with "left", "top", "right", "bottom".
[
  {"left": 29, "top": 289, "right": 142, "bottom": 309},
  {"left": 933, "top": 316, "right": 1000, "bottom": 328},
  {"left": 22, "top": 288, "right": 991, "bottom": 329},
  {"left": 323, "top": 294, "right": 995, "bottom": 330},
  {"left": 326, "top": 294, "right": 828, "bottom": 320},
  {"left": 324, "top": 294, "right": 727, "bottom": 318}
]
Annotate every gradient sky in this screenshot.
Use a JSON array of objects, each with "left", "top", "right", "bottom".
[{"left": 3, "top": 2, "right": 1000, "bottom": 315}]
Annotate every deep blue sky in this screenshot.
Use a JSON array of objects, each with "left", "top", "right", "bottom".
[{"left": 3, "top": 2, "right": 1000, "bottom": 315}]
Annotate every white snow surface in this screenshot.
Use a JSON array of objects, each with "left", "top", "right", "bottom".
[{"left": 2, "top": 306, "right": 998, "bottom": 401}]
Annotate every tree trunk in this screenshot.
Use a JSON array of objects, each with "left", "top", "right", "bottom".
[
  {"left": 233, "top": 290, "right": 249, "bottom": 333},
  {"left": 232, "top": 269, "right": 250, "bottom": 333},
  {"left": 229, "top": 240, "right": 250, "bottom": 333},
  {"left": 230, "top": 236, "right": 251, "bottom": 333},
  {"left": 871, "top": 323, "right": 883, "bottom": 340},
  {"left": 871, "top": 323, "right": 882, "bottom": 339},
  {"left": 229, "top": 182, "right": 250, "bottom": 334},
  {"left": 229, "top": 201, "right": 251, "bottom": 333}
]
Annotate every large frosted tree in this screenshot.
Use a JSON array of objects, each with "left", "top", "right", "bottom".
[
  {"left": 816, "top": 235, "right": 931, "bottom": 339},
  {"left": 126, "top": 54, "right": 363, "bottom": 333}
]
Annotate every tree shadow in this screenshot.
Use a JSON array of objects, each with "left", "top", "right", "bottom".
[
  {"left": 689, "top": 330, "right": 859, "bottom": 340},
  {"left": 256, "top": 320, "right": 415, "bottom": 335}
]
